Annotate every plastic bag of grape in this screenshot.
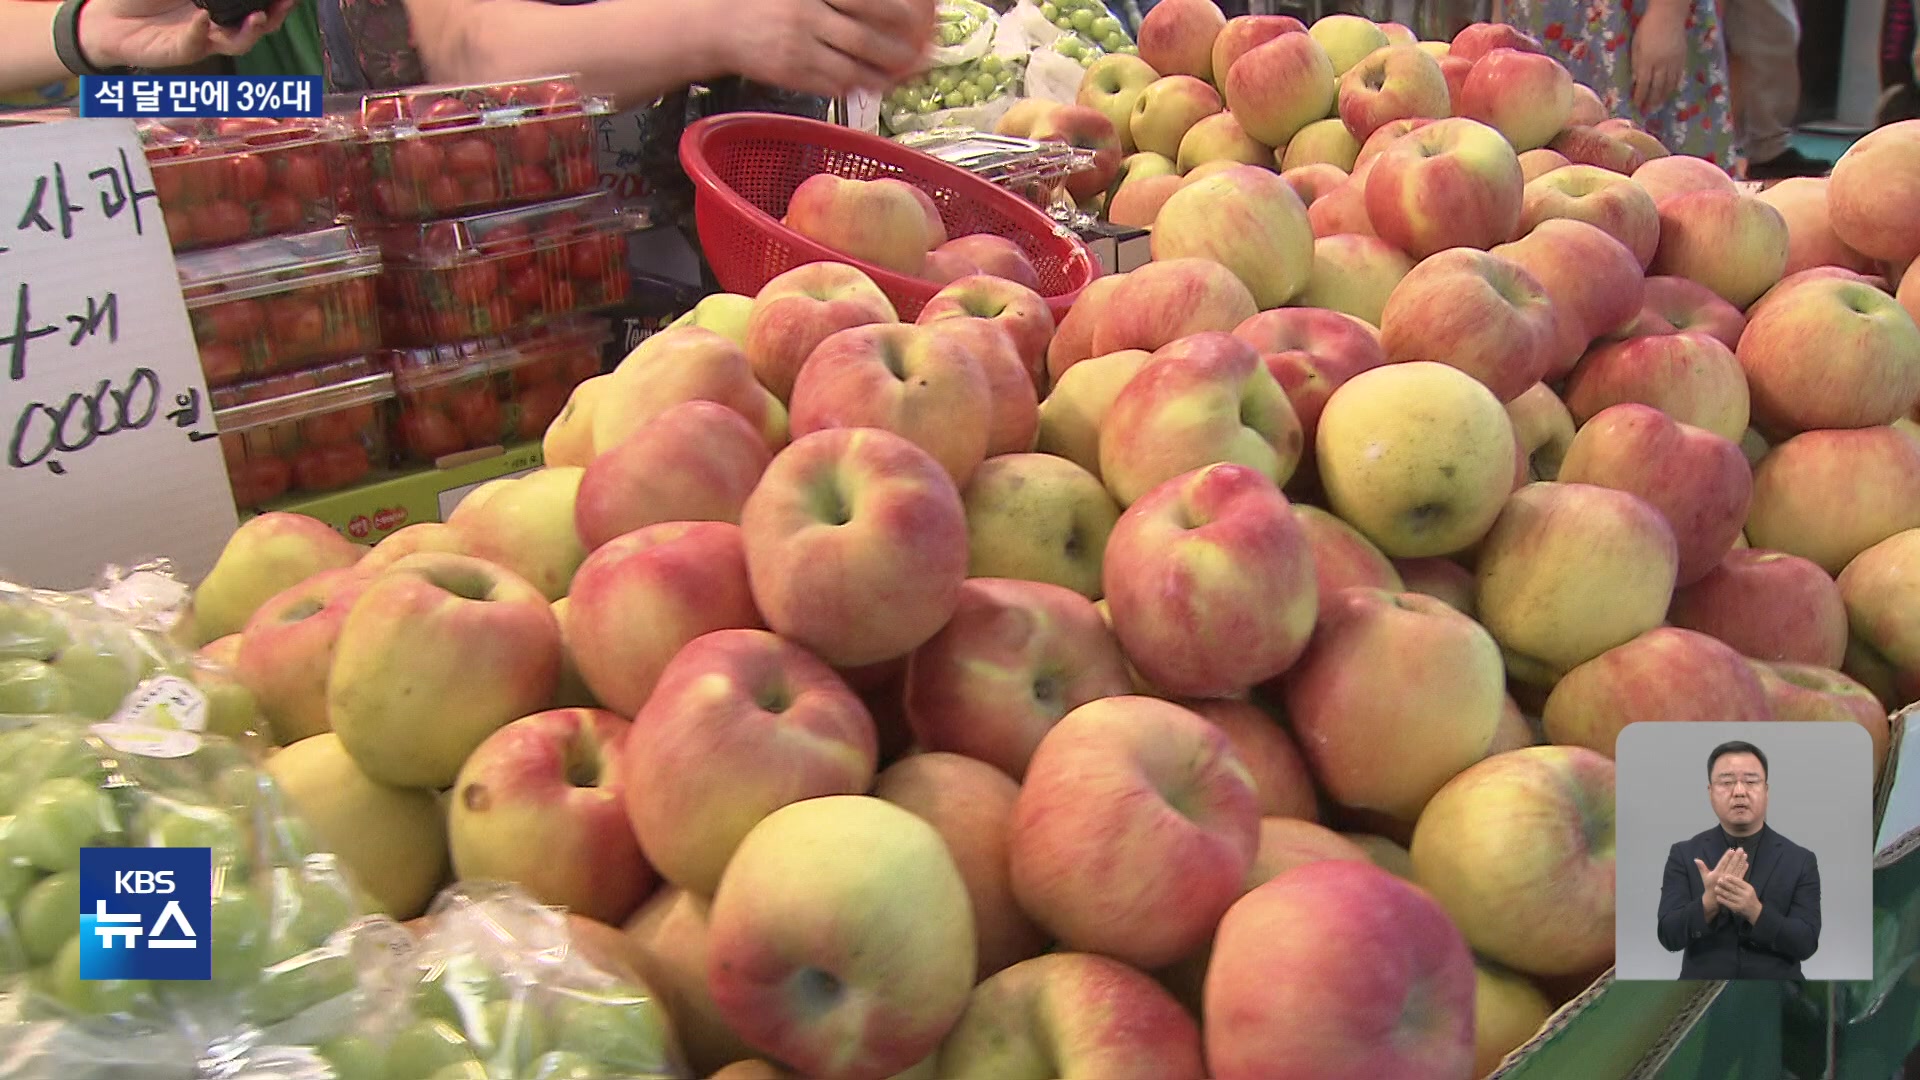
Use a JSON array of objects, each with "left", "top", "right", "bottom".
[
  {"left": 1006, "top": 0, "right": 1136, "bottom": 102},
  {"left": 0, "top": 568, "right": 271, "bottom": 753},
  {"left": 883, "top": 1, "right": 1028, "bottom": 134},
  {"left": 0, "top": 718, "right": 392, "bottom": 1080},
  {"left": 273, "top": 882, "right": 689, "bottom": 1080}
]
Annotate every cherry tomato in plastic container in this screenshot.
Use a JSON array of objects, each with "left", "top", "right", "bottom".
[
  {"left": 210, "top": 356, "right": 394, "bottom": 510},
  {"left": 328, "top": 74, "right": 611, "bottom": 222},
  {"left": 387, "top": 315, "right": 612, "bottom": 466},
  {"left": 178, "top": 226, "right": 383, "bottom": 385},
  {"left": 369, "top": 191, "right": 638, "bottom": 346},
  {"left": 136, "top": 117, "right": 352, "bottom": 252}
]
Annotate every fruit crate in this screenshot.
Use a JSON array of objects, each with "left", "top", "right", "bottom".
[
  {"left": 179, "top": 225, "right": 384, "bottom": 389},
  {"left": 328, "top": 74, "right": 611, "bottom": 222},
  {"left": 369, "top": 191, "right": 638, "bottom": 346},
  {"left": 213, "top": 355, "right": 396, "bottom": 511},
  {"left": 388, "top": 315, "right": 610, "bottom": 464},
  {"left": 140, "top": 116, "right": 355, "bottom": 251}
]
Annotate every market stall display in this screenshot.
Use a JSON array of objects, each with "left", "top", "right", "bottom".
[
  {"left": 179, "top": 227, "right": 385, "bottom": 388},
  {"left": 214, "top": 357, "right": 397, "bottom": 509},
  {"left": 143, "top": 118, "right": 355, "bottom": 253},
  {"left": 391, "top": 317, "right": 611, "bottom": 464}
]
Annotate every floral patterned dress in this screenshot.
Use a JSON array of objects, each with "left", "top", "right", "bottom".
[{"left": 1502, "top": 0, "right": 1737, "bottom": 170}]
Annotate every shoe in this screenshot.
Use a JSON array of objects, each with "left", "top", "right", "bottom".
[{"left": 1746, "top": 146, "right": 1833, "bottom": 179}]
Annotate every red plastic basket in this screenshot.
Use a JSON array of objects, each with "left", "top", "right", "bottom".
[{"left": 679, "top": 113, "right": 1101, "bottom": 323}]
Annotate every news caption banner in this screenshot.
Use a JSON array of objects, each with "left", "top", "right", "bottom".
[
  {"left": 78, "top": 76, "right": 321, "bottom": 120},
  {"left": 79, "top": 847, "right": 212, "bottom": 982},
  {"left": 0, "top": 118, "right": 238, "bottom": 588}
]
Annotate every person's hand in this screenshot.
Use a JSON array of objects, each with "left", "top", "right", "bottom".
[
  {"left": 1630, "top": 4, "right": 1688, "bottom": 115},
  {"left": 1695, "top": 848, "right": 1736, "bottom": 918},
  {"left": 1716, "top": 873, "right": 1762, "bottom": 922},
  {"left": 706, "top": 0, "right": 938, "bottom": 98},
  {"left": 79, "top": 0, "right": 296, "bottom": 71}
]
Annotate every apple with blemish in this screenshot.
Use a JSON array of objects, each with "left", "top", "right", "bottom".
[
  {"left": 449, "top": 708, "right": 653, "bottom": 926},
  {"left": 962, "top": 452, "right": 1119, "bottom": 599}
]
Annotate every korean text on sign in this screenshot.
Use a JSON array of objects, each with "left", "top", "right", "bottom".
[
  {"left": 80, "top": 76, "right": 321, "bottom": 119},
  {"left": 78, "top": 846, "right": 212, "bottom": 981}
]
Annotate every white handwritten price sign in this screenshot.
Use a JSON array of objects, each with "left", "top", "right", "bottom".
[{"left": 0, "top": 119, "right": 237, "bottom": 589}]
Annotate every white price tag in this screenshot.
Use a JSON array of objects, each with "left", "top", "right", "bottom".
[{"left": 0, "top": 119, "right": 237, "bottom": 589}]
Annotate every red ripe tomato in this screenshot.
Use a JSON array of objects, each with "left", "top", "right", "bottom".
[
  {"left": 179, "top": 155, "right": 231, "bottom": 201},
  {"left": 297, "top": 407, "right": 362, "bottom": 446},
  {"left": 514, "top": 381, "right": 571, "bottom": 441},
  {"left": 195, "top": 298, "right": 266, "bottom": 346},
  {"left": 259, "top": 193, "right": 303, "bottom": 234},
  {"left": 507, "top": 79, "right": 582, "bottom": 111},
  {"left": 509, "top": 355, "right": 559, "bottom": 393},
  {"left": 450, "top": 263, "right": 502, "bottom": 307},
  {"left": 402, "top": 406, "right": 466, "bottom": 460},
  {"left": 277, "top": 150, "right": 329, "bottom": 202},
  {"left": 506, "top": 265, "right": 548, "bottom": 309},
  {"left": 219, "top": 433, "right": 247, "bottom": 470},
  {"left": 568, "top": 234, "right": 617, "bottom": 281},
  {"left": 423, "top": 175, "right": 464, "bottom": 214},
  {"left": 161, "top": 202, "right": 196, "bottom": 247},
  {"left": 429, "top": 310, "right": 473, "bottom": 341},
  {"left": 192, "top": 201, "right": 254, "bottom": 246},
  {"left": 151, "top": 161, "right": 189, "bottom": 206},
  {"left": 509, "top": 122, "right": 550, "bottom": 165},
  {"left": 546, "top": 276, "right": 578, "bottom": 314},
  {"left": 266, "top": 298, "right": 329, "bottom": 357},
  {"left": 559, "top": 152, "right": 597, "bottom": 192},
  {"left": 449, "top": 386, "right": 503, "bottom": 445},
  {"left": 419, "top": 96, "right": 480, "bottom": 129},
  {"left": 390, "top": 140, "right": 444, "bottom": 185},
  {"left": 509, "top": 162, "right": 558, "bottom": 201},
  {"left": 462, "top": 172, "right": 502, "bottom": 207},
  {"left": 228, "top": 456, "right": 293, "bottom": 509},
  {"left": 294, "top": 442, "right": 373, "bottom": 491},
  {"left": 446, "top": 137, "right": 499, "bottom": 180},
  {"left": 486, "top": 223, "right": 538, "bottom": 277},
  {"left": 228, "top": 154, "right": 270, "bottom": 202}
]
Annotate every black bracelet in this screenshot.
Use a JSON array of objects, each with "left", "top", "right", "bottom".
[{"left": 54, "top": 0, "right": 137, "bottom": 77}]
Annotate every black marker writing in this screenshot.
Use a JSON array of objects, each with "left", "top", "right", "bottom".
[{"left": 10, "top": 367, "right": 162, "bottom": 475}]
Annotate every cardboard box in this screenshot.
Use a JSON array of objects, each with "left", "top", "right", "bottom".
[{"left": 259, "top": 443, "right": 545, "bottom": 543}]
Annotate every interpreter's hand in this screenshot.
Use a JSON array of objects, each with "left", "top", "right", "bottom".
[
  {"left": 1716, "top": 873, "right": 1761, "bottom": 922},
  {"left": 1630, "top": 4, "right": 1687, "bottom": 115},
  {"left": 79, "top": 0, "right": 295, "bottom": 70},
  {"left": 1696, "top": 850, "right": 1734, "bottom": 918},
  {"left": 718, "top": 0, "right": 939, "bottom": 98}
]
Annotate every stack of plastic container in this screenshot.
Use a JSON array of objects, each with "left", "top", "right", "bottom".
[
  {"left": 327, "top": 75, "right": 631, "bottom": 468},
  {"left": 138, "top": 117, "right": 406, "bottom": 513}
]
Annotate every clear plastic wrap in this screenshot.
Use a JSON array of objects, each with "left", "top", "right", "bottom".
[
  {"left": 0, "top": 568, "right": 266, "bottom": 748},
  {"left": 0, "top": 720, "right": 383, "bottom": 1080},
  {"left": 224, "top": 883, "right": 691, "bottom": 1080}
]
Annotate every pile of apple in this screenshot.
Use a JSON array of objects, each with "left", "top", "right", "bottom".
[
  {"left": 172, "top": 78, "right": 1920, "bottom": 1080},
  {"left": 778, "top": 172, "right": 1058, "bottom": 288}
]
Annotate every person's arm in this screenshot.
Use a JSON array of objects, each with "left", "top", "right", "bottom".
[
  {"left": 401, "top": 0, "right": 934, "bottom": 113},
  {"left": 1749, "top": 851, "right": 1822, "bottom": 962},
  {"left": 1657, "top": 843, "right": 1707, "bottom": 952},
  {"left": 0, "top": 0, "right": 291, "bottom": 97}
]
